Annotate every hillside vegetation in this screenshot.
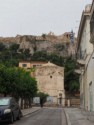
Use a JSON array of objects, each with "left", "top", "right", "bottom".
[{"left": 0, "top": 42, "right": 79, "bottom": 93}]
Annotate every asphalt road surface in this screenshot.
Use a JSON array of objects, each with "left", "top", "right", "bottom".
[{"left": 1, "top": 107, "right": 67, "bottom": 125}]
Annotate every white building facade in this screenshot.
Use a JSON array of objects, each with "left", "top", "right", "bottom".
[
  {"left": 77, "top": 4, "right": 93, "bottom": 111},
  {"left": 88, "top": 1, "right": 94, "bottom": 111}
]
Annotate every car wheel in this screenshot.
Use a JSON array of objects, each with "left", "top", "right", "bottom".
[{"left": 10, "top": 113, "right": 14, "bottom": 123}]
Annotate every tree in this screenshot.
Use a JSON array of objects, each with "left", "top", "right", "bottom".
[
  {"left": 37, "top": 92, "right": 48, "bottom": 107},
  {"left": 42, "top": 34, "right": 46, "bottom": 39},
  {"left": 32, "top": 51, "right": 47, "bottom": 61},
  {"left": 9, "top": 43, "right": 20, "bottom": 52},
  {"left": 0, "top": 64, "right": 38, "bottom": 108},
  {"left": 0, "top": 43, "right": 6, "bottom": 52},
  {"left": 64, "top": 57, "right": 79, "bottom": 92},
  {"left": 23, "top": 49, "right": 31, "bottom": 60}
]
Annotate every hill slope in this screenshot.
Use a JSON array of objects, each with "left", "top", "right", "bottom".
[{"left": 0, "top": 32, "right": 77, "bottom": 57}]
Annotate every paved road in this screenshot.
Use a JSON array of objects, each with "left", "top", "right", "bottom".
[{"left": 1, "top": 107, "right": 67, "bottom": 125}]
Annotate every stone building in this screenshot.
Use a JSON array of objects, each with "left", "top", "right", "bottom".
[
  {"left": 35, "top": 62, "right": 65, "bottom": 106},
  {"left": 19, "top": 61, "right": 47, "bottom": 77},
  {"left": 19, "top": 61, "right": 47, "bottom": 69}
]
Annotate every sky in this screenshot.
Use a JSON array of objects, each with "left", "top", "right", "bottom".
[{"left": 0, "top": 0, "right": 92, "bottom": 37}]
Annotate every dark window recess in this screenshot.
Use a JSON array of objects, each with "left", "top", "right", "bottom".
[
  {"left": 59, "top": 93, "right": 62, "bottom": 97},
  {"left": 33, "top": 65, "right": 36, "bottom": 68},
  {"left": 22, "top": 64, "right": 27, "bottom": 67},
  {"left": 27, "top": 68, "right": 30, "bottom": 69},
  {"left": 50, "top": 75, "right": 52, "bottom": 78}
]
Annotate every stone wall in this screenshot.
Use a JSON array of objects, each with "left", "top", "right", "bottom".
[{"left": 35, "top": 62, "right": 65, "bottom": 106}]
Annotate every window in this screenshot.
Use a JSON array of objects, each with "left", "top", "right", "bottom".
[
  {"left": 50, "top": 75, "right": 52, "bottom": 78},
  {"left": 22, "top": 64, "right": 27, "bottom": 67},
  {"left": 33, "top": 65, "right": 36, "bottom": 68},
  {"left": 59, "top": 93, "right": 62, "bottom": 97}
]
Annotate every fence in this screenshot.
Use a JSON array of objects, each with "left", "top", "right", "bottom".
[{"left": 63, "top": 98, "right": 80, "bottom": 107}]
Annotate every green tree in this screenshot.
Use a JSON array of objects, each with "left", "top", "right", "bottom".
[
  {"left": 37, "top": 92, "right": 48, "bottom": 107},
  {"left": 9, "top": 43, "right": 20, "bottom": 52},
  {"left": 32, "top": 51, "right": 47, "bottom": 61},
  {"left": 0, "top": 65, "right": 38, "bottom": 104},
  {"left": 0, "top": 43, "right": 6, "bottom": 52},
  {"left": 64, "top": 57, "right": 79, "bottom": 92},
  {"left": 42, "top": 34, "right": 46, "bottom": 39}
]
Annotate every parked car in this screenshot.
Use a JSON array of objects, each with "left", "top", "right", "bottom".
[{"left": 0, "top": 97, "right": 22, "bottom": 123}]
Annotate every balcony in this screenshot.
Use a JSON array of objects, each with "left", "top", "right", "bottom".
[
  {"left": 74, "top": 69, "right": 81, "bottom": 74},
  {"left": 75, "top": 68, "right": 85, "bottom": 75},
  {"left": 77, "top": 59, "right": 85, "bottom": 65}
]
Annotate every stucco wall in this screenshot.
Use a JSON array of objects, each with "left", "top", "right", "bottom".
[
  {"left": 19, "top": 62, "right": 31, "bottom": 69},
  {"left": 35, "top": 63, "right": 65, "bottom": 105},
  {"left": 87, "top": 52, "right": 94, "bottom": 111}
]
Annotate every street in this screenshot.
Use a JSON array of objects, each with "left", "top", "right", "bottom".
[{"left": 1, "top": 107, "right": 67, "bottom": 125}]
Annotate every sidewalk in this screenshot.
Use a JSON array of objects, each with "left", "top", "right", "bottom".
[
  {"left": 64, "top": 108, "right": 94, "bottom": 125},
  {"left": 21, "top": 107, "right": 41, "bottom": 116}
]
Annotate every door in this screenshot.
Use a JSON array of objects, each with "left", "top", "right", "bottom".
[{"left": 89, "top": 82, "right": 93, "bottom": 111}]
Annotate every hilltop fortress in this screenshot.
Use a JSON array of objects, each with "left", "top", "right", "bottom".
[{"left": 0, "top": 32, "right": 77, "bottom": 57}]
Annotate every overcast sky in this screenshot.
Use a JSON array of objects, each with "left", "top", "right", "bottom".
[{"left": 0, "top": 0, "right": 92, "bottom": 37}]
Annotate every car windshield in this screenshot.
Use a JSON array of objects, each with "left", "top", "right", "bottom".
[{"left": 0, "top": 98, "right": 10, "bottom": 106}]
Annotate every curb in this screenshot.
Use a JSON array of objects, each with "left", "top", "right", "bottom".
[
  {"left": 22, "top": 108, "right": 41, "bottom": 117},
  {"left": 63, "top": 108, "right": 71, "bottom": 125}
]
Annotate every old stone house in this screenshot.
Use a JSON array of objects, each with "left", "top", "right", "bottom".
[
  {"left": 35, "top": 62, "right": 65, "bottom": 106},
  {"left": 19, "top": 61, "right": 65, "bottom": 106}
]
